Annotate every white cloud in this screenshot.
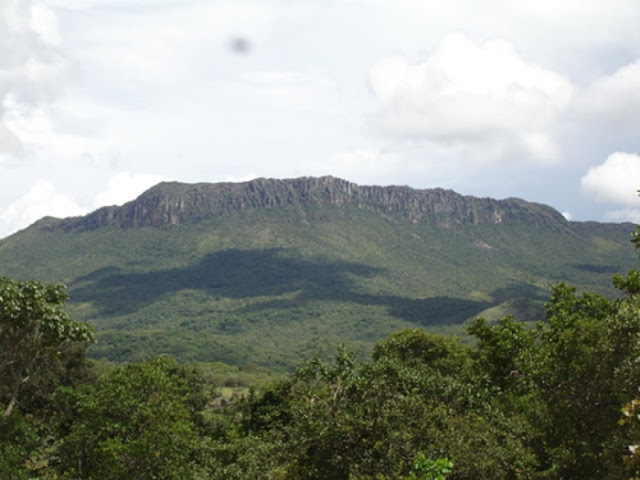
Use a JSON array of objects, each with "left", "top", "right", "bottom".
[
  {"left": 57, "top": 0, "right": 279, "bottom": 92},
  {"left": 332, "top": 148, "right": 401, "bottom": 171},
  {"left": 0, "top": 173, "right": 171, "bottom": 238},
  {"left": 0, "top": 180, "right": 86, "bottom": 236},
  {"left": 237, "top": 70, "right": 341, "bottom": 114},
  {"left": 606, "top": 208, "right": 640, "bottom": 224},
  {"left": 94, "top": 172, "right": 171, "bottom": 208},
  {"left": 368, "top": 33, "right": 573, "bottom": 163},
  {"left": 0, "top": 122, "right": 24, "bottom": 162},
  {"left": 0, "top": 1, "right": 67, "bottom": 162},
  {"left": 581, "top": 152, "right": 640, "bottom": 206},
  {"left": 311, "top": 148, "right": 403, "bottom": 184},
  {"left": 223, "top": 173, "right": 259, "bottom": 183},
  {"left": 0, "top": 1, "right": 66, "bottom": 100},
  {"left": 29, "top": 3, "right": 61, "bottom": 46},
  {"left": 575, "top": 60, "right": 640, "bottom": 130}
]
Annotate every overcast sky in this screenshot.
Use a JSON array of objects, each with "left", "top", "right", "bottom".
[{"left": 2, "top": 0, "right": 640, "bottom": 238}]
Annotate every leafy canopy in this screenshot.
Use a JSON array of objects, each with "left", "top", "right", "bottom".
[{"left": 0, "top": 277, "right": 94, "bottom": 417}]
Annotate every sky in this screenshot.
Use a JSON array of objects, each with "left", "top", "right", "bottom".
[{"left": 1, "top": 0, "right": 640, "bottom": 239}]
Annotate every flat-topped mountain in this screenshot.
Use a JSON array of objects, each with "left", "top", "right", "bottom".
[
  {"left": 43, "top": 176, "right": 567, "bottom": 232},
  {"left": 1, "top": 177, "right": 636, "bottom": 369}
]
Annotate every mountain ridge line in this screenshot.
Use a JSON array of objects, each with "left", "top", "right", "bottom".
[{"left": 31, "top": 176, "right": 581, "bottom": 233}]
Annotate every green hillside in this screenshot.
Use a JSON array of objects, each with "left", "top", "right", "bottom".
[{"left": 0, "top": 177, "right": 635, "bottom": 369}]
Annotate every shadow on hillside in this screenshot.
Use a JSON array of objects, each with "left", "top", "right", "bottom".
[
  {"left": 236, "top": 292, "right": 491, "bottom": 326},
  {"left": 572, "top": 263, "right": 621, "bottom": 274},
  {"left": 72, "top": 248, "right": 379, "bottom": 314},
  {"left": 71, "top": 248, "right": 493, "bottom": 325},
  {"left": 492, "top": 283, "right": 548, "bottom": 303}
]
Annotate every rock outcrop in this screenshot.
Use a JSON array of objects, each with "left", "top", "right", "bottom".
[{"left": 49, "top": 176, "right": 569, "bottom": 232}]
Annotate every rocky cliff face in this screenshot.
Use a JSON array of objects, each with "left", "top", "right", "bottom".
[{"left": 50, "top": 176, "right": 569, "bottom": 232}]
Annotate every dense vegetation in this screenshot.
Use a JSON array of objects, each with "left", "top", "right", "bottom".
[
  {"left": 0, "top": 178, "right": 636, "bottom": 369},
  {"left": 2, "top": 226, "right": 640, "bottom": 478}
]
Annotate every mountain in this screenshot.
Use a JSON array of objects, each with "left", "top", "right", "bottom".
[
  {"left": 0, "top": 176, "right": 636, "bottom": 369},
  {"left": 44, "top": 176, "right": 568, "bottom": 231}
]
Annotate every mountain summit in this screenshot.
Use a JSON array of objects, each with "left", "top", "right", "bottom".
[{"left": 43, "top": 176, "right": 567, "bottom": 232}]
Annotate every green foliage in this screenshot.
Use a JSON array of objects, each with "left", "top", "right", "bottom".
[
  {"left": 470, "top": 280, "right": 640, "bottom": 478},
  {"left": 372, "top": 328, "right": 470, "bottom": 374},
  {"left": 468, "top": 316, "right": 532, "bottom": 391},
  {"left": 0, "top": 413, "right": 40, "bottom": 479},
  {"left": 406, "top": 455, "right": 454, "bottom": 480},
  {"left": 621, "top": 399, "right": 640, "bottom": 477},
  {"left": 0, "top": 347, "right": 97, "bottom": 477},
  {"left": 0, "top": 276, "right": 95, "bottom": 417},
  {"left": 229, "top": 335, "right": 535, "bottom": 479},
  {"left": 54, "top": 356, "right": 208, "bottom": 479}
]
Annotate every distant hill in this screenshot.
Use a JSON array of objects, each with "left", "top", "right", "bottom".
[{"left": 0, "top": 176, "right": 636, "bottom": 370}]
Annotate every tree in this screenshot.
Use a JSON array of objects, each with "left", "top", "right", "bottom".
[
  {"left": 0, "top": 413, "right": 40, "bottom": 479},
  {"left": 55, "top": 356, "right": 208, "bottom": 479},
  {"left": 0, "top": 277, "right": 94, "bottom": 417},
  {"left": 470, "top": 278, "right": 640, "bottom": 478},
  {"left": 230, "top": 337, "right": 535, "bottom": 479}
]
